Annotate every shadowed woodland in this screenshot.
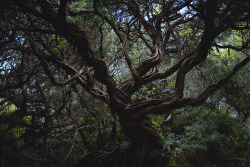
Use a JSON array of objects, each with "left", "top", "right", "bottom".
[{"left": 0, "top": 0, "right": 249, "bottom": 167}]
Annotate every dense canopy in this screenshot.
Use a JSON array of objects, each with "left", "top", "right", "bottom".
[{"left": 0, "top": 0, "right": 249, "bottom": 167}]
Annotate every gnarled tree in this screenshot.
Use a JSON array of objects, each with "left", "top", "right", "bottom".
[{"left": 0, "top": 0, "right": 249, "bottom": 167}]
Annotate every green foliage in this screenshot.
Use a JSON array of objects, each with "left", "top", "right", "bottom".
[
  {"left": 165, "top": 118, "right": 224, "bottom": 152},
  {"left": 162, "top": 106, "right": 250, "bottom": 167},
  {"left": 0, "top": 103, "right": 18, "bottom": 139},
  {"left": 0, "top": 0, "right": 249, "bottom": 166},
  {"left": 221, "top": 81, "right": 250, "bottom": 121}
]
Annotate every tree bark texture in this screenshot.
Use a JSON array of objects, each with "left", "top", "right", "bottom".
[{"left": 1, "top": 0, "right": 249, "bottom": 167}]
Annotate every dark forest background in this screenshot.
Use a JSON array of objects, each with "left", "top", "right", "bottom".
[{"left": 0, "top": 0, "right": 249, "bottom": 166}]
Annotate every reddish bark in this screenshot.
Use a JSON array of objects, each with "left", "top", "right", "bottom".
[{"left": 1, "top": 0, "right": 249, "bottom": 166}]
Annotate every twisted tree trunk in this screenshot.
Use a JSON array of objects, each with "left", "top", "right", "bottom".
[{"left": 72, "top": 110, "right": 171, "bottom": 167}]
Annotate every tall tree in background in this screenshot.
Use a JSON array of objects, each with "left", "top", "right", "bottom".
[{"left": 0, "top": 0, "right": 249, "bottom": 167}]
